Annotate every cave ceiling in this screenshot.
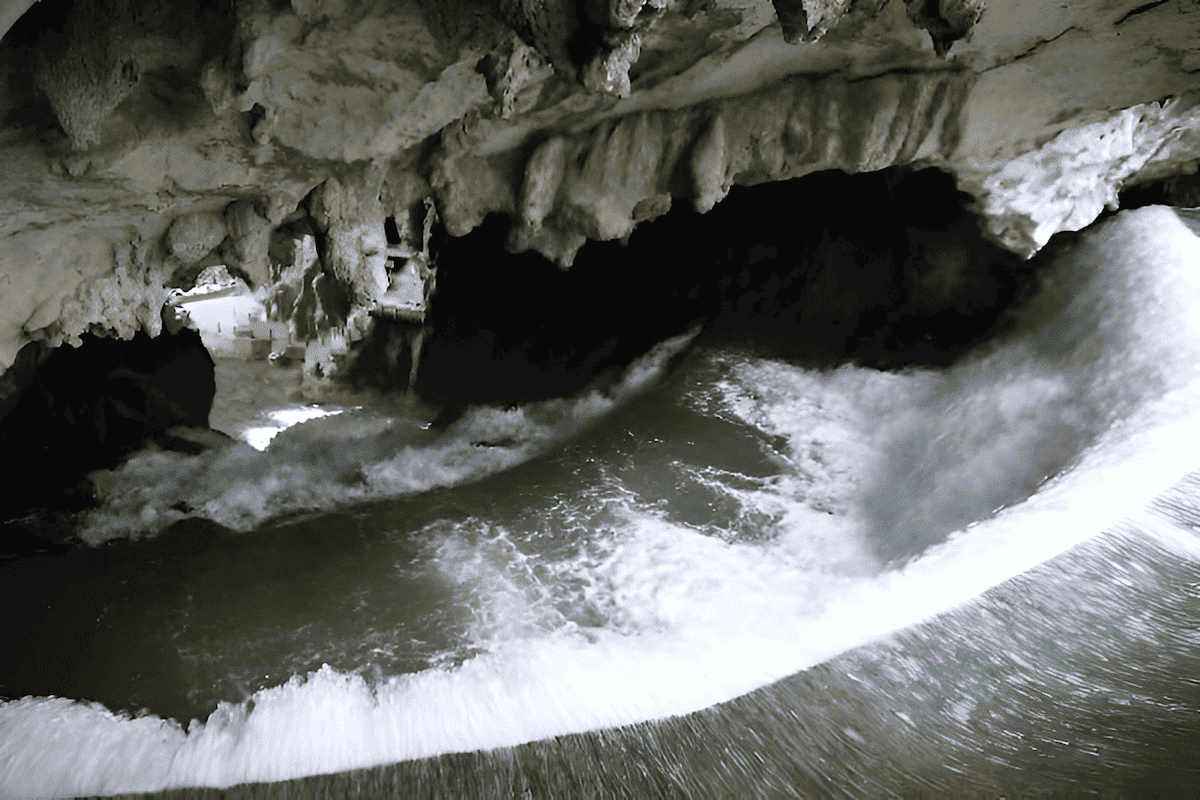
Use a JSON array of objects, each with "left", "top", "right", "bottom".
[{"left": 1, "top": 0, "right": 1200, "bottom": 389}]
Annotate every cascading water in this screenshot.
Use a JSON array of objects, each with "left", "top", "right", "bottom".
[{"left": 3, "top": 196, "right": 1200, "bottom": 797}]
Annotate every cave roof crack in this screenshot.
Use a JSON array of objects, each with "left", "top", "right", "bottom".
[
  {"left": 980, "top": 25, "right": 1087, "bottom": 71},
  {"left": 844, "top": 62, "right": 972, "bottom": 84},
  {"left": 1114, "top": 0, "right": 1172, "bottom": 26}
]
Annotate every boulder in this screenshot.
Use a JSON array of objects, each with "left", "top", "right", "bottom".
[{"left": 164, "top": 212, "right": 228, "bottom": 264}]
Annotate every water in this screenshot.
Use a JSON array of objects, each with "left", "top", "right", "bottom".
[{"left": 4, "top": 206, "right": 1200, "bottom": 797}]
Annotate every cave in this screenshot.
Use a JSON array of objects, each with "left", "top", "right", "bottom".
[
  {"left": 1, "top": 166, "right": 1036, "bottom": 534},
  {"left": 353, "top": 167, "right": 1032, "bottom": 408},
  {"left": 3, "top": 0, "right": 1200, "bottom": 797}
]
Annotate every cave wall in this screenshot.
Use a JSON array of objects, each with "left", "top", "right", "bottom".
[{"left": 1, "top": 0, "right": 1199, "bottom": 397}]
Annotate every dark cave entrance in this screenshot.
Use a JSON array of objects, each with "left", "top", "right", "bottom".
[
  {"left": 346, "top": 166, "right": 1033, "bottom": 414},
  {"left": 0, "top": 326, "right": 220, "bottom": 534}
]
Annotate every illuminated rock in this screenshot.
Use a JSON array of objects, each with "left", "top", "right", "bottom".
[
  {"left": 164, "top": 212, "right": 228, "bottom": 264},
  {"left": 0, "top": 0, "right": 1198, "bottom": 386}
]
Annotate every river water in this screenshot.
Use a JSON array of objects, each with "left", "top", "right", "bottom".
[{"left": 3, "top": 206, "right": 1200, "bottom": 797}]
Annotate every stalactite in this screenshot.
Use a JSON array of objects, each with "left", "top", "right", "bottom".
[
  {"left": 519, "top": 136, "right": 567, "bottom": 231},
  {"left": 692, "top": 114, "right": 728, "bottom": 214}
]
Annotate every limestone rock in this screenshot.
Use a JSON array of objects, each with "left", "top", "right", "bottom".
[
  {"left": 499, "top": 0, "right": 580, "bottom": 77},
  {"left": 22, "top": 238, "right": 171, "bottom": 354},
  {"left": 224, "top": 199, "right": 272, "bottom": 288},
  {"left": 519, "top": 137, "right": 568, "bottom": 231},
  {"left": 581, "top": 29, "right": 642, "bottom": 97},
  {"left": 237, "top": 4, "right": 490, "bottom": 162},
  {"left": 30, "top": 0, "right": 140, "bottom": 150},
  {"left": 164, "top": 212, "right": 228, "bottom": 264},
  {"left": 506, "top": 222, "right": 588, "bottom": 269},
  {"left": 904, "top": 0, "right": 985, "bottom": 55},
  {"left": 692, "top": 115, "right": 729, "bottom": 214},
  {"left": 2, "top": 0, "right": 1200, "bottom": 387},
  {"left": 307, "top": 166, "right": 389, "bottom": 315},
  {"left": 476, "top": 34, "right": 555, "bottom": 120},
  {"left": 769, "top": 0, "right": 853, "bottom": 44},
  {"left": 290, "top": 0, "right": 352, "bottom": 23}
]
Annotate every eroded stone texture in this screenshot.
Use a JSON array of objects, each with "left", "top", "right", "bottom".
[
  {"left": 519, "top": 136, "right": 568, "bottom": 230},
  {"left": 477, "top": 33, "right": 556, "bottom": 119},
  {"left": 431, "top": 69, "right": 973, "bottom": 265},
  {"left": 904, "top": 0, "right": 985, "bottom": 55},
  {"left": 1, "top": 0, "right": 1199, "bottom": 385},
  {"left": 30, "top": 0, "right": 140, "bottom": 150},
  {"left": 959, "top": 99, "right": 1200, "bottom": 256},
  {"left": 499, "top": 0, "right": 580, "bottom": 76},
  {"left": 164, "top": 212, "right": 227, "bottom": 264},
  {"left": 224, "top": 199, "right": 273, "bottom": 288},
  {"left": 307, "top": 166, "right": 389, "bottom": 313}
]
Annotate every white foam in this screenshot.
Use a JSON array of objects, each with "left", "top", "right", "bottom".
[
  {"left": 241, "top": 406, "right": 347, "bottom": 451},
  {"left": 76, "top": 328, "right": 699, "bottom": 543},
  {"left": 5, "top": 207, "right": 1200, "bottom": 798}
]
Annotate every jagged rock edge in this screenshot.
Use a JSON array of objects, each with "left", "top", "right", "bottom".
[{"left": 434, "top": 68, "right": 975, "bottom": 267}]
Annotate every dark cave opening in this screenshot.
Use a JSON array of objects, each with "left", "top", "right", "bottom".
[
  {"left": 1118, "top": 170, "right": 1200, "bottom": 210},
  {"left": 0, "top": 326, "right": 219, "bottom": 537},
  {"left": 344, "top": 166, "right": 1033, "bottom": 417}
]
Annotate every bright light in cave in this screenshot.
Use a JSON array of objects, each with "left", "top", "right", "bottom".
[{"left": 241, "top": 405, "right": 348, "bottom": 451}]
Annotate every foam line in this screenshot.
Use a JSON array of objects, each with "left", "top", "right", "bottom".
[{"left": 76, "top": 328, "right": 699, "bottom": 543}]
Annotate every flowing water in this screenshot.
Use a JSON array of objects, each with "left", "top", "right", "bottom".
[{"left": 4, "top": 207, "right": 1200, "bottom": 797}]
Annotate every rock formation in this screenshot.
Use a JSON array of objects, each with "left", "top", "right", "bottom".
[{"left": 1, "top": 0, "right": 1199, "bottom": 407}]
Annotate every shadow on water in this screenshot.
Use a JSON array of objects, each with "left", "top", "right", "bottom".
[
  {"left": 0, "top": 512, "right": 458, "bottom": 723},
  {"left": 85, "top": 475, "right": 1200, "bottom": 799},
  {"left": 0, "top": 327, "right": 218, "bottom": 526}
]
